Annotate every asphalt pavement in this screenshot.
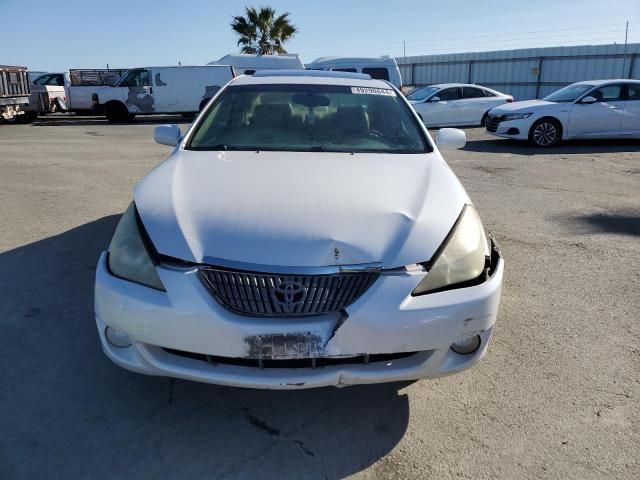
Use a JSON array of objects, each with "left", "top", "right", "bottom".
[{"left": 1, "top": 115, "right": 638, "bottom": 479}]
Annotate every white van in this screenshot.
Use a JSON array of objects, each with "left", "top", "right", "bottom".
[
  {"left": 91, "top": 65, "right": 234, "bottom": 122},
  {"left": 208, "top": 53, "right": 303, "bottom": 75},
  {"left": 305, "top": 56, "right": 402, "bottom": 88},
  {"left": 67, "top": 69, "right": 128, "bottom": 114}
]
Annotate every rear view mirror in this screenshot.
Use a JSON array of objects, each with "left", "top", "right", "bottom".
[
  {"left": 580, "top": 96, "right": 597, "bottom": 104},
  {"left": 292, "top": 93, "right": 331, "bottom": 108},
  {"left": 436, "top": 128, "right": 466, "bottom": 151},
  {"left": 154, "top": 124, "right": 181, "bottom": 146},
  {"left": 430, "top": 96, "right": 441, "bottom": 102}
]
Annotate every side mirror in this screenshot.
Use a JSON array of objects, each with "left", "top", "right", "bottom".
[
  {"left": 580, "top": 96, "right": 597, "bottom": 104},
  {"left": 436, "top": 128, "right": 466, "bottom": 151},
  {"left": 154, "top": 124, "right": 181, "bottom": 146},
  {"left": 430, "top": 96, "right": 441, "bottom": 102}
]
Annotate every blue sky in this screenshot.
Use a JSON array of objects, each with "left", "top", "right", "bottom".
[{"left": 2, "top": 0, "right": 637, "bottom": 71}]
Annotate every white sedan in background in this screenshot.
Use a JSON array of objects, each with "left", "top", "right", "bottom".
[
  {"left": 486, "top": 79, "right": 640, "bottom": 147},
  {"left": 407, "top": 83, "right": 513, "bottom": 127}
]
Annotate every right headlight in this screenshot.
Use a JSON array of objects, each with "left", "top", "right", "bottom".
[
  {"left": 412, "top": 205, "right": 488, "bottom": 295},
  {"left": 501, "top": 112, "right": 532, "bottom": 121},
  {"left": 107, "top": 202, "right": 165, "bottom": 291}
]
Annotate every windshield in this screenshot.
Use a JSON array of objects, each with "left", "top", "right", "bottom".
[
  {"left": 34, "top": 74, "right": 63, "bottom": 86},
  {"left": 544, "top": 84, "right": 595, "bottom": 103},
  {"left": 407, "top": 86, "right": 440, "bottom": 101},
  {"left": 188, "top": 84, "right": 431, "bottom": 153}
]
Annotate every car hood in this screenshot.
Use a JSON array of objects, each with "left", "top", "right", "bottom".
[
  {"left": 490, "top": 99, "right": 557, "bottom": 114},
  {"left": 134, "top": 149, "right": 469, "bottom": 269}
]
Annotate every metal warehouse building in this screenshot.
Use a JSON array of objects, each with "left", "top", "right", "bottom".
[{"left": 397, "top": 43, "right": 640, "bottom": 100}]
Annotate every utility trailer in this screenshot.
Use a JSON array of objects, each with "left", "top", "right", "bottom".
[
  {"left": 24, "top": 72, "right": 68, "bottom": 121},
  {"left": 0, "top": 65, "right": 30, "bottom": 122}
]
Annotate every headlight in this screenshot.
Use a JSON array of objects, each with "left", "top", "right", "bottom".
[
  {"left": 412, "top": 205, "right": 488, "bottom": 295},
  {"left": 501, "top": 113, "right": 532, "bottom": 121},
  {"left": 107, "top": 202, "right": 165, "bottom": 291}
]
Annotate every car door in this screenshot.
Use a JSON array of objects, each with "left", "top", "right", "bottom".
[
  {"left": 621, "top": 83, "right": 640, "bottom": 136},
  {"left": 422, "top": 87, "right": 461, "bottom": 126},
  {"left": 150, "top": 68, "right": 181, "bottom": 112},
  {"left": 568, "top": 83, "right": 625, "bottom": 138},
  {"left": 458, "top": 87, "right": 492, "bottom": 125},
  {"left": 120, "top": 69, "right": 155, "bottom": 113}
]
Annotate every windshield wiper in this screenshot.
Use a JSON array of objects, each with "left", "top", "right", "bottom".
[
  {"left": 206, "top": 144, "right": 238, "bottom": 151},
  {"left": 203, "top": 144, "right": 263, "bottom": 151},
  {"left": 309, "top": 145, "right": 328, "bottom": 152}
]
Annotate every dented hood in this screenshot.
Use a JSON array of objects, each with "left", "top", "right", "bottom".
[{"left": 134, "top": 149, "right": 468, "bottom": 268}]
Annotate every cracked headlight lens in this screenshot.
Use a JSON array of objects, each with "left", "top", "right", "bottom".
[
  {"left": 412, "top": 205, "right": 488, "bottom": 295},
  {"left": 107, "top": 202, "right": 165, "bottom": 291}
]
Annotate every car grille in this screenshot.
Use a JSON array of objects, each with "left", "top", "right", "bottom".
[
  {"left": 485, "top": 114, "right": 501, "bottom": 133},
  {"left": 199, "top": 268, "right": 379, "bottom": 317}
]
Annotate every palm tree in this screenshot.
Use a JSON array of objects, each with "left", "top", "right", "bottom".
[{"left": 231, "top": 7, "right": 296, "bottom": 55}]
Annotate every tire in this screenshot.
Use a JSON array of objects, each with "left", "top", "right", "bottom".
[
  {"left": 19, "top": 112, "right": 38, "bottom": 124},
  {"left": 481, "top": 111, "right": 490, "bottom": 127},
  {"left": 528, "top": 118, "right": 561, "bottom": 147},
  {"left": 105, "top": 102, "right": 129, "bottom": 123},
  {"left": 127, "top": 113, "right": 136, "bottom": 121}
]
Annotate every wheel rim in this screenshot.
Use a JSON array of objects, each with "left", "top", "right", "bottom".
[{"left": 533, "top": 122, "right": 557, "bottom": 146}]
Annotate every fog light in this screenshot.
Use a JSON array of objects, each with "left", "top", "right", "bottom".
[
  {"left": 451, "top": 335, "right": 481, "bottom": 354},
  {"left": 105, "top": 326, "right": 132, "bottom": 348}
]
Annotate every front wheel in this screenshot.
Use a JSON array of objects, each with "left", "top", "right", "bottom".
[
  {"left": 529, "top": 119, "right": 561, "bottom": 147},
  {"left": 481, "top": 111, "right": 490, "bottom": 127},
  {"left": 105, "top": 103, "right": 129, "bottom": 123}
]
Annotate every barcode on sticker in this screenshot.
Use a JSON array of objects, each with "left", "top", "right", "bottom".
[{"left": 351, "top": 87, "right": 396, "bottom": 96}]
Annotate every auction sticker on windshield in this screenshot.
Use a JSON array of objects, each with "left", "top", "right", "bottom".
[{"left": 351, "top": 87, "right": 396, "bottom": 96}]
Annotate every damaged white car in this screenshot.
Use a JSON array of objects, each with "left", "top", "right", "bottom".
[{"left": 94, "top": 70, "right": 504, "bottom": 389}]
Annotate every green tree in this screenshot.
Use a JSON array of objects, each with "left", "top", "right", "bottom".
[{"left": 231, "top": 6, "right": 296, "bottom": 55}]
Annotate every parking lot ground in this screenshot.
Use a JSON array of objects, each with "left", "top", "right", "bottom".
[{"left": 1, "top": 116, "right": 639, "bottom": 479}]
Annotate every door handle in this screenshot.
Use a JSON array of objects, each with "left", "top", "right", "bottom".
[{"left": 609, "top": 105, "right": 619, "bottom": 109}]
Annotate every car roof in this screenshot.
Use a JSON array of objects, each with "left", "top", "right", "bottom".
[
  {"left": 573, "top": 79, "right": 640, "bottom": 86},
  {"left": 428, "top": 83, "right": 488, "bottom": 89},
  {"left": 308, "top": 56, "right": 397, "bottom": 66},
  {"left": 233, "top": 70, "right": 393, "bottom": 88}
]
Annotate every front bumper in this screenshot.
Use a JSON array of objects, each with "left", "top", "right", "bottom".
[
  {"left": 486, "top": 116, "right": 532, "bottom": 140},
  {"left": 95, "top": 246, "right": 504, "bottom": 389}
]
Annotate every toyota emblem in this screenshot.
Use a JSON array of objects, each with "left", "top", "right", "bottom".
[{"left": 271, "top": 280, "right": 307, "bottom": 312}]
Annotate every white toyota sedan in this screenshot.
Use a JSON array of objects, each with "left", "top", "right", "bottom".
[
  {"left": 486, "top": 79, "right": 640, "bottom": 146},
  {"left": 407, "top": 83, "right": 513, "bottom": 127},
  {"left": 94, "top": 71, "right": 504, "bottom": 389}
]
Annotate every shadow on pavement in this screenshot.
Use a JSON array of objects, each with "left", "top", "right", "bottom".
[
  {"left": 463, "top": 137, "right": 640, "bottom": 156},
  {"left": 30, "top": 114, "right": 193, "bottom": 127},
  {"left": 564, "top": 210, "right": 640, "bottom": 237},
  {"left": 0, "top": 216, "right": 409, "bottom": 479}
]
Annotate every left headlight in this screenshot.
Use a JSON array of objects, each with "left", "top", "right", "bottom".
[
  {"left": 412, "top": 205, "right": 488, "bottom": 295},
  {"left": 107, "top": 202, "right": 166, "bottom": 291},
  {"left": 502, "top": 112, "right": 532, "bottom": 121}
]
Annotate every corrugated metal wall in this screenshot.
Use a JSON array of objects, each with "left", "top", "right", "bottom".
[{"left": 397, "top": 43, "right": 640, "bottom": 100}]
